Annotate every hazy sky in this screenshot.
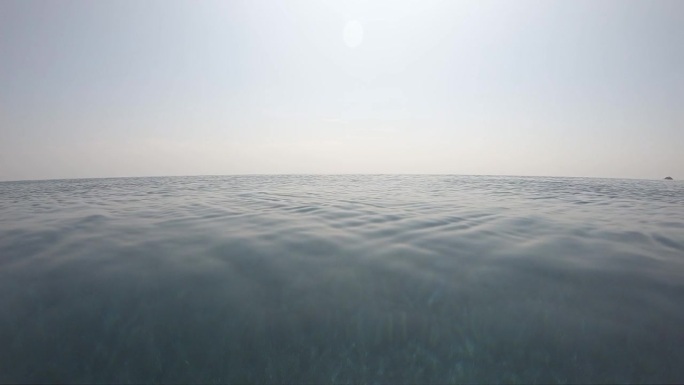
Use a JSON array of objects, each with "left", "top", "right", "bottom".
[{"left": 1, "top": 0, "right": 682, "bottom": 181}]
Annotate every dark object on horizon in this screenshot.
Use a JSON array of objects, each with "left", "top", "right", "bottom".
[{"left": 664, "top": 176, "right": 673, "bottom": 180}]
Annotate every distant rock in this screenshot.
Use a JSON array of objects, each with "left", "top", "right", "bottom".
[{"left": 664, "top": 176, "right": 673, "bottom": 180}]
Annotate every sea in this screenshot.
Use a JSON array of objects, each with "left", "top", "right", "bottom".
[{"left": 0, "top": 175, "right": 682, "bottom": 383}]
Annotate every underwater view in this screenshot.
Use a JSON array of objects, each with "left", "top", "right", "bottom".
[{"left": 1, "top": 175, "right": 683, "bottom": 383}]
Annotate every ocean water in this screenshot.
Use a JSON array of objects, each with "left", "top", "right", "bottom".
[{"left": 1, "top": 175, "right": 683, "bottom": 383}]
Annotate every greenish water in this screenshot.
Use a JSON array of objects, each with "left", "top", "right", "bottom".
[{"left": 1, "top": 175, "right": 683, "bottom": 383}]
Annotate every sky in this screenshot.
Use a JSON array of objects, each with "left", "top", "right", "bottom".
[{"left": 0, "top": 0, "right": 682, "bottom": 181}]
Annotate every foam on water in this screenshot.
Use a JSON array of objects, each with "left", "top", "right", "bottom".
[{"left": 1, "top": 175, "right": 683, "bottom": 383}]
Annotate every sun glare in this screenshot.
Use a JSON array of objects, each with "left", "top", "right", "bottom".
[{"left": 343, "top": 20, "right": 364, "bottom": 48}]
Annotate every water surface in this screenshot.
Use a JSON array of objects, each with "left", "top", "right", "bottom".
[{"left": 1, "top": 175, "right": 683, "bottom": 383}]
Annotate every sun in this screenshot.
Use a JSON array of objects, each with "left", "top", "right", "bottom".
[{"left": 343, "top": 20, "right": 364, "bottom": 48}]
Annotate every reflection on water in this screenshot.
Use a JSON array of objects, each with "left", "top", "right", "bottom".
[{"left": 1, "top": 175, "right": 683, "bottom": 383}]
